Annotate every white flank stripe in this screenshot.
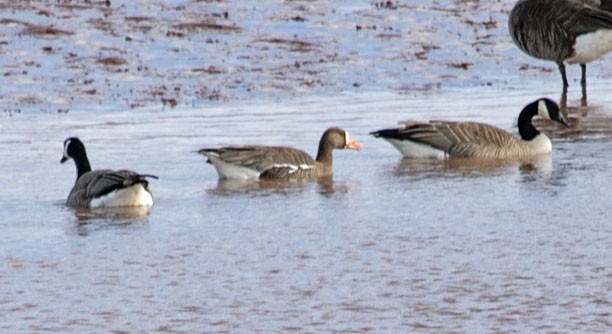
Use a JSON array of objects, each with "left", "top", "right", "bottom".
[{"left": 271, "top": 163, "right": 314, "bottom": 174}]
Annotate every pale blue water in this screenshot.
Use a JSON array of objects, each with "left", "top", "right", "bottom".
[{"left": 2, "top": 87, "right": 612, "bottom": 333}]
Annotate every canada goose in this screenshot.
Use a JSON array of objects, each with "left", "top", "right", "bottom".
[
  {"left": 508, "top": 0, "right": 612, "bottom": 103},
  {"left": 61, "top": 137, "right": 158, "bottom": 208},
  {"left": 198, "top": 127, "right": 362, "bottom": 180},
  {"left": 370, "top": 98, "right": 569, "bottom": 159}
]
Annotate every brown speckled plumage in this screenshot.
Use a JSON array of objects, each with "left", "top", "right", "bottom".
[{"left": 199, "top": 127, "right": 361, "bottom": 180}]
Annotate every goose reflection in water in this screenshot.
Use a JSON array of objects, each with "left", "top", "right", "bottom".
[
  {"left": 392, "top": 154, "right": 554, "bottom": 180},
  {"left": 208, "top": 176, "right": 355, "bottom": 198}
]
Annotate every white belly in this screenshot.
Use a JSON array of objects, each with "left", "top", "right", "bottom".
[
  {"left": 385, "top": 138, "right": 446, "bottom": 159},
  {"left": 89, "top": 184, "right": 154, "bottom": 208},
  {"left": 208, "top": 156, "right": 261, "bottom": 180},
  {"left": 567, "top": 29, "right": 612, "bottom": 64}
]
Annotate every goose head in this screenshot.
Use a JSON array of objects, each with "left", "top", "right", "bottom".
[
  {"left": 518, "top": 98, "right": 570, "bottom": 141},
  {"left": 315, "top": 127, "right": 361, "bottom": 164},
  {"left": 60, "top": 137, "right": 86, "bottom": 163},
  {"left": 320, "top": 127, "right": 362, "bottom": 151},
  {"left": 536, "top": 98, "right": 569, "bottom": 128},
  {"left": 61, "top": 137, "right": 92, "bottom": 179}
]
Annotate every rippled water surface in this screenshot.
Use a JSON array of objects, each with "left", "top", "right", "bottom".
[
  {"left": 3, "top": 86, "right": 612, "bottom": 333},
  {"left": 4, "top": 0, "right": 612, "bottom": 333}
]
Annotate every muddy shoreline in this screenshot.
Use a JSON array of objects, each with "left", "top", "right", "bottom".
[
  {"left": 3, "top": 0, "right": 608, "bottom": 115},
  {"left": 0, "top": 0, "right": 542, "bottom": 113}
]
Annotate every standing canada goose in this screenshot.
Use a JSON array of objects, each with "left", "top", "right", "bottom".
[
  {"left": 61, "top": 137, "right": 158, "bottom": 208},
  {"left": 370, "top": 98, "right": 569, "bottom": 159},
  {"left": 198, "top": 127, "right": 362, "bottom": 180},
  {"left": 508, "top": 0, "right": 612, "bottom": 103}
]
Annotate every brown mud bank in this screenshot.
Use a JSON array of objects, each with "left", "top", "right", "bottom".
[{"left": 0, "top": 0, "right": 560, "bottom": 113}]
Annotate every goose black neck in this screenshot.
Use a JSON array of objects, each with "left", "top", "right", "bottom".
[
  {"left": 73, "top": 154, "right": 92, "bottom": 180},
  {"left": 517, "top": 100, "right": 540, "bottom": 141}
]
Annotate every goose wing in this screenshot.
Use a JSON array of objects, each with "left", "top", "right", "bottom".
[
  {"left": 200, "top": 146, "right": 316, "bottom": 177},
  {"left": 566, "top": 0, "right": 612, "bottom": 34},
  {"left": 399, "top": 121, "right": 519, "bottom": 158},
  {"left": 70, "top": 170, "right": 157, "bottom": 205},
  {"left": 510, "top": 0, "right": 612, "bottom": 60}
]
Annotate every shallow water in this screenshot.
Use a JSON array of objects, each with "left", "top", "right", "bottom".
[
  {"left": 4, "top": 0, "right": 612, "bottom": 333},
  {"left": 3, "top": 85, "right": 612, "bottom": 333}
]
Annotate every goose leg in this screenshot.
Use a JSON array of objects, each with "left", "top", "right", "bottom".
[
  {"left": 580, "top": 63, "right": 587, "bottom": 106},
  {"left": 560, "top": 84, "right": 568, "bottom": 114},
  {"left": 558, "top": 62, "right": 569, "bottom": 89},
  {"left": 558, "top": 62, "right": 569, "bottom": 113}
]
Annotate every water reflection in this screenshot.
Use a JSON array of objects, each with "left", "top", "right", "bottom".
[
  {"left": 392, "top": 154, "right": 553, "bottom": 180},
  {"left": 517, "top": 161, "right": 570, "bottom": 196},
  {"left": 316, "top": 177, "right": 357, "bottom": 197},
  {"left": 207, "top": 177, "right": 356, "bottom": 198},
  {"left": 68, "top": 207, "right": 151, "bottom": 236},
  {"left": 73, "top": 206, "right": 152, "bottom": 221},
  {"left": 208, "top": 178, "right": 312, "bottom": 197},
  {"left": 559, "top": 106, "right": 612, "bottom": 142},
  {"left": 316, "top": 177, "right": 336, "bottom": 197},
  {"left": 559, "top": 84, "right": 588, "bottom": 114}
]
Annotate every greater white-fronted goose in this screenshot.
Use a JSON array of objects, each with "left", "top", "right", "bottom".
[
  {"left": 198, "top": 127, "right": 362, "bottom": 180},
  {"left": 509, "top": 0, "right": 612, "bottom": 102},
  {"left": 370, "top": 98, "right": 569, "bottom": 159},
  {"left": 61, "top": 137, "right": 158, "bottom": 208}
]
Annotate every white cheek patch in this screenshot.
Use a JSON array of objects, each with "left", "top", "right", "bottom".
[
  {"left": 63, "top": 139, "right": 72, "bottom": 159},
  {"left": 538, "top": 100, "right": 551, "bottom": 120},
  {"left": 345, "top": 131, "right": 350, "bottom": 147}
]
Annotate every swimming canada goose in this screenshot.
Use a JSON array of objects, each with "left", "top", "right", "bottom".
[
  {"left": 509, "top": 0, "right": 612, "bottom": 102},
  {"left": 61, "top": 137, "right": 158, "bottom": 208},
  {"left": 198, "top": 127, "right": 362, "bottom": 180},
  {"left": 370, "top": 98, "right": 569, "bottom": 159}
]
